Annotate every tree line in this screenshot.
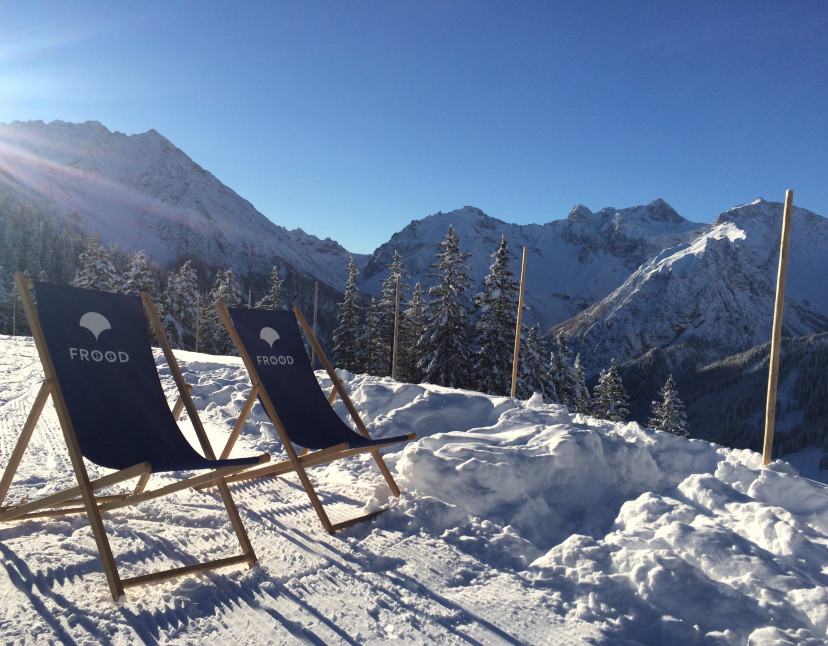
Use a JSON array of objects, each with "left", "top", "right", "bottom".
[
  {"left": 330, "top": 226, "right": 688, "bottom": 436},
  {"left": 0, "top": 224, "right": 688, "bottom": 437}
]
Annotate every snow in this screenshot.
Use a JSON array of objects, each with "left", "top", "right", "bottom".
[{"left": 2, "top": 334, "right": 827, "bottom": 644}]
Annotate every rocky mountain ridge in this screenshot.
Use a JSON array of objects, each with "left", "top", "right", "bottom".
[{"left": 2, "top": 120, "right": 827, "bottom": 459}]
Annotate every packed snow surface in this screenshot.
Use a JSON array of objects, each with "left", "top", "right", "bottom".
[{"left": 1, "top": 335, "right": 827, "bottom": 644}]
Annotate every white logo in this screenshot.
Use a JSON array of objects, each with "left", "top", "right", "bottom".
[
  {"left": 260, "top": 327, "right": 280, "bottom": 348},
  {"left": 79, "top": 312, "right": 111, "bottom": 340},
  {"left": 70, "top": 311, "right": 129, "bottom": 363}
]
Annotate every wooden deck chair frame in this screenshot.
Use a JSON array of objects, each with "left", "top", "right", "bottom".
[
  {"left": 0, "top": 273, "right": 270, "bottom": 601},
  {"left": 215, "top": 303, "right": 415, "bottom": 534}
]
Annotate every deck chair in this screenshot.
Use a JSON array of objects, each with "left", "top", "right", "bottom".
[
  {"left": 215, "top": 304, "right": 415, "bottom": 533},
  {"left": 0, "top": 273, "right": 270, "bottom": 601}
]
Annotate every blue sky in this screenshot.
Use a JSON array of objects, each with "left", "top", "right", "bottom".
[{"left": 1, "top": 1, "right": 826, "bottom": 253}]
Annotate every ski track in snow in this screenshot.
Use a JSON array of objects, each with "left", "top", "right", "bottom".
[{"left": 1, "top": 335, "right": 827, "bottom": 645}]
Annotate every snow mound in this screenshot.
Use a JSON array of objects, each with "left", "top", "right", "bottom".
[{"left": 1, "top": 336, "right": 827, "bottom": 644}]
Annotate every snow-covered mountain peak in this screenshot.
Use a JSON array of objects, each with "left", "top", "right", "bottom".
[
  {"left": 358, "top": 200, "right": 706, "bottom": 329},
  {"left": 0, "top": 119, "right": 354, "bottom": 293},
  {"left": 566, "top": 204, "right": 594, "bottom": 221},
  {"left": 556, "top": 198, "right": 828, "bottom": 374}
]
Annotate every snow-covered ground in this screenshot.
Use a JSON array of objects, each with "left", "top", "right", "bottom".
[{"left": 1, "top": 334, "right": 827, "bottom": 644}]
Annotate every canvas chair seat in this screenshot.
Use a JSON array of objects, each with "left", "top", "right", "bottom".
[
  {"left": 216, "top": 304, "right": 416, "bottom": 533},
  {"left": 33, "top": 281, "right": 260, "bottom": 473},
  {"left": 0, "top": 275, "right": 270, "bottom": 601}
]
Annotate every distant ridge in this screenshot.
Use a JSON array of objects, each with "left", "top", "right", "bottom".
[{"left": 0, "top": 119, "right": 357, "bottom": 293}]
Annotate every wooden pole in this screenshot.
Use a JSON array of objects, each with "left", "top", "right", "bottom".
[
  {"left": 311, "top": 282, "right": 319, "bottom": 368},
  {"left": 762, "top": 190, "right": 794, "bottom": 466},
  {"left": 511, "top": 247, "right": 528, "bottom": 398},
  {"left": 391, "top": 274, "right": 401, "bottom": 380}
]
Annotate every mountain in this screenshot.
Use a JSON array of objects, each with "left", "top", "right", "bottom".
[
  {"left": 2, "top": 120, "right": 828, "bottom": 456},
  {"left": 0, "top": 120, "right": 359, "bottom": 292},
  {"left": 359, "top": 200, "right": 704, "bottom": 328},
  {"left": 554, "top": 199, "right": 828, "bottom": 375},
  {"left": 2, "top": 119, "right": 710, "bottom": 334}
]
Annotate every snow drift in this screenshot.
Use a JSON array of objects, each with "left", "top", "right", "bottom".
[{"left": 1, "top": 334, "right": 827, "bottom": 644}]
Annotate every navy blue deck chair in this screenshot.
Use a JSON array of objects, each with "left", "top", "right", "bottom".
[
  {"left": 0, "top": 274, "right": 269, "bottom": 601},
  {"left": 215, "top": 304, "right": 415, "bottom": 533}
]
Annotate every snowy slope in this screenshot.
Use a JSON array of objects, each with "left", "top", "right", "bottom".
[
  {"left": 556, "top": 199, "right": 828, "bottom": 373},
  {"left": 0, "top": 120, "right": 356, "bottom": 290},
  {"left": 0, "top": 118, "right": 705, "bottom": 328},
  {"left": 1, "top": 333, "right": 827, "bottom": 644},
  {"left": 359, "top": 201, "right": 704, "bottom": 328}
]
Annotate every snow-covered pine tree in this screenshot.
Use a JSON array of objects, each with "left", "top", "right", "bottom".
[
  {"left": 473, "top": 235, "right": 518, "bottom": 396},
  {"left": 0, "top": 266, "right": 10, "bottom": 335},
  {"left": 570, "top": 353, "right": 591, "bottom": 414},
  {"left": 515, "top": 323, "right": 550, "bottom": 399},
  {"left": 397, "top": 282, "right": 427, "bottom": 383},
  {"left": 648, "top": 374, "right": 689, "bottom": 437},
  {"left": 204, "top": 268, "right": 242, "bottom": 355},
  {"left": 419, "top": 226, "right": 474, "bottom": 389},
  {"left": 332, "top": 257, "right": 362, "bottom": 373},
  {"left": 591, "top": 358, "right": 629, "bottom": 422},
  {"left": 360, "top": 297, "right": 385, "bottom": 376},
  {"left": 162, "top": 260, "right": 201, "bottom": 351},
  {"left": 548, "top": 334, "right": 576, "bottom": 407},
  {"left": 72, "top": 233, "right": 119, "bottom": 292},
  {"left": 377, "top": 251, "right": 408, "bottom": 377},
  {"left": 9, "top": 270, "right": 33, "bottom": 336},
  {"left": 255, "top": 266, "right": 285, "bottom": 310},
  {"left": 121, "top": 250, "right": 161, "bottom": 299},
  {"left": 545, "top": 350, "right": 561, "bottom": 404}
]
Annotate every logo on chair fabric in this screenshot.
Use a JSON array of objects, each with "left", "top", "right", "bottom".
[
  {"left": 80, "top": 312, "right": 112, "bottom": 340},
  {"left": 256, "top": 326, "right": 293, "bottom": 366},
  {"left": 259, "top": 327, "right": 280, "bottom": 348},
  {"left": 69, "top": 312, "right": 129, "bottom": 363}
]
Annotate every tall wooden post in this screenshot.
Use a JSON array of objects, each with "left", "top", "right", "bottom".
[
  {"left": 391, "top": 274, "right": 401, "bottom": 380},
  {"left": 511, "top": 247, "right": 528, "bottom": 398},
  {"left": 311, "top": 282, "right": 319, "bottom": 368},
  {"left": 762, "top": 190, "right": 794, "bottom": 466}
]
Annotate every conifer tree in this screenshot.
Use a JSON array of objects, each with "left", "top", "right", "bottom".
[
  {"left": 121, "top": 250, "right": 160, "bottom": 299},
  {"left": 72, "top": 233, "right": 119, "bottom": 292},
  {"left": 162, "top": 260, "right": 201, "bottom": 351},
  {"left": 397, "top": 282, "right": 427, "bottom": 383},
  {"left": 376, "top": 251, "right": 408, "bottom": 377},
  {"left": 332, "top": 257, "right": 362, "bottom": 373},
  {"left": 10, "top": 270, "right": 33, "bottom": 336},
  {"left": 473, "top": 235, "right": 518, "bottom": 396},
  {"left": 515, "top": 323, "right": 550, "bottom": 399},
  {"left": 419, "top": 226, "right": 473, "bottom": 389},
  {"left": 570, "top": 353, "right": 591, "bottom": 414},
  {"left": 548, "top": 334, "right": 576, "bottom": 407},
  {"left": 255, "top": 266, "right": 285, "bottom": 310},
  {"left": 648, "top": 374, "right": 689, "bottom": 437},
  {"left": 591, "top": 358, "right": 629, "bottom": 422},
  {"left": 205, "top": 268, "right": 242, "bottom": 354},
  {"left": 0, "top": 266, "right": 10, "bottom": 335},
  {"left": 360, "top": 297, "right": 384, "bottom": 376}
]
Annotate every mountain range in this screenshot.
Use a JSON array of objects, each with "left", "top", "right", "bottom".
[{"left": 2, "top": 120, "right": 827, "bottom": 458}]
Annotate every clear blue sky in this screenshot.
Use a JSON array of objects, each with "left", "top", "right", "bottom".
[{"left": 2, "top": 1, "right": 826, "bottom": 253}]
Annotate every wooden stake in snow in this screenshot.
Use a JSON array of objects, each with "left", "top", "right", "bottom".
[
  {"left": 311, "top": 282, "right": 319, "bottom": 368},
  {"left": 762, "top": 190, "right": 794, "bottom": 466},
  {"left": 511, "top": 247, "right": 528, "bottom": 398},
  {"left": 391, "top": 274, "right": 401, "bottom": 380}
]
